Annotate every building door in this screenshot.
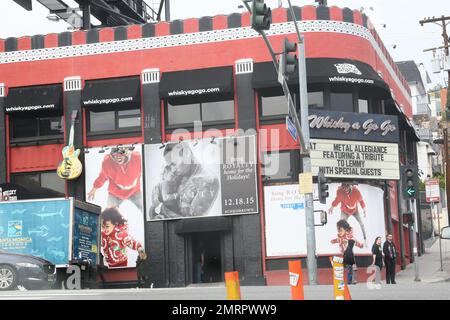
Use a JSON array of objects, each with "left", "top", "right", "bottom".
[{"left": 191, "top": 232, "right": 222, "bottom": 284}]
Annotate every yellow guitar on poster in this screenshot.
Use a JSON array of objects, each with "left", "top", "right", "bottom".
[{"left": 57, "top": 110, "right": 83, "bottom": 180}]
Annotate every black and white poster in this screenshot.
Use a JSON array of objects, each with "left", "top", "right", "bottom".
[{"left": 145, "top": 135, "right": 258, "bottom": 221}]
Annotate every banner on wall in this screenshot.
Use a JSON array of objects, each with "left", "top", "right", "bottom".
[
  {"left": 145, "top": 135, "right": 259, "bottom": 221},
  {"left": 0, "top": 199, "right": 71, "bottom": 266},
  {"left": 84, "top": 145, "right": 145, "bottom": 269},
  {"left": 264, "top": 183, "right": 386, "bottom": 257},
  {"left": 310, "top": 139, "right": 400, "bottom": 180}
]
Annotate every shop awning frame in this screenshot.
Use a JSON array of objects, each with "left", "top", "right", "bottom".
[
  {"left": 82, "top": 76, "right": 141, "bottom": 110},
  {"left": 159, "top": 66, "right": 234, "bottom": 101},
  {"left": 4, "top": 84, "right": 63, "bottom": 115}
]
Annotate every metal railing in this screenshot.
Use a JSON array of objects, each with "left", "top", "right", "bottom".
[
  {"left": 414, "top": 103, "right": 432, "bottom": 118},
  {"left": 416, "top": 127, "right": 433, "bottom": 141},
  {"left": 120, "top": 0, "right": 160, "bottom": 22}
]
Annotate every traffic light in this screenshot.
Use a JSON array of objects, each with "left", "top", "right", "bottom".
[
  {"left": 317, "top": 170, "right": 329, "bottom": 204},
  {"left": 251, "top": 0, "right": 272, "bottom": 31},
  {"left": 401, "top": 165, "right": 419, "bottom": 199},
  {"left": 281, "top": 38, "right": 297, "bottom": 78}
]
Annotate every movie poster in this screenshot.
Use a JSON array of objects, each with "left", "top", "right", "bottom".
[
  {"left": 85, "top": 145, "right": 145, "bottom": 268},
  {"left": 264, "top": 183, "right": 386, "bottom": 257},
  {"left": 145, "top": 135, "right": 258, "bottom": 221}
]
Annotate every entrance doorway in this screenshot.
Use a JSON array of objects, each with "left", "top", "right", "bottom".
[{"left": 191, "top": 232, "right": 222, "bottom": 284}]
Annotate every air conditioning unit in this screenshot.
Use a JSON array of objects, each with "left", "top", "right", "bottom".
[
  {"left": 432, "top": 57, "right": 442, "bottom": 73},
  {"left": 443, "top": 54, "right": 450, "bottom": 71}
]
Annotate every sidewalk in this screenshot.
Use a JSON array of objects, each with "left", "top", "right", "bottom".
[{"left": 395, "top": 237, "right": 450, "bottom": 283}]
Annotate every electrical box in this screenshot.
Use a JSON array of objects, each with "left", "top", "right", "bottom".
[{"left": 432, "top": 57, "right": 442, "bottom": 74}]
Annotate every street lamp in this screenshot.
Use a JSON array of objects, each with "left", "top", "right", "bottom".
[{"left": 46, "top": 14, "right": 61, "bottom": 22}]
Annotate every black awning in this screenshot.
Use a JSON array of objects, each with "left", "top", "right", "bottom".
[
  {"left": 253, "top": 58, "right": 390, "bottom": 92},
  {"left": 4, "top": 84, "right": 63, "bottom": 116},
  {"left": 0, "top": 183, "right": 65, "bottom": 201},
  {"left": 159, "top": 66, "right": 234, "bottom": 101},
  {"left": 174, "top": 216, "right": 232, "bottom": 234},
  {"left": 82, "top": 76, "right": 141, "bottom": 110}
]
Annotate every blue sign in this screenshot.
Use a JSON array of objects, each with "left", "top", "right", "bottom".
[
  {"left": 0, "top": 199, "right": 71, "bottom": 265},
  {"left": 286, "top": 116, "right": 298, "bottom": 142},
  {"left": 73, "top": 207, "right": 99, "bottom": 265}
]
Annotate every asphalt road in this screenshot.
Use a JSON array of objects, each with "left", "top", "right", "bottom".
[{"left": 0, "top": 282, "right": 449, "bottom": 300}]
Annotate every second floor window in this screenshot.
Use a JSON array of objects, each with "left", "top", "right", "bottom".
[
  {"left": 87, "top": 108, "right": 141, "bottom": 135},
  {"left": 166, "top": 99, "right": 235, "bottom": 128},
  {"left": 10, "top": 115, "right": 63, "bottom": 141}
]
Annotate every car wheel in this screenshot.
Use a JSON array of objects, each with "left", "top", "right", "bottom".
[{"left": 0, "top": 265, "right": 18, "bottom": 291}]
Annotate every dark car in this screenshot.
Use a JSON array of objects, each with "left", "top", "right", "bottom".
[{"left": 0, "top": 249, "right": 56, "bottom": 290}]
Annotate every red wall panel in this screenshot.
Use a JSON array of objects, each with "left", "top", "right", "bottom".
[
  {"left": 99, "top": 28, "right": 114, "bottom": 42},
  {"left": 17, "top": 37, "right": 31, "bottom": 51},
  {"left": 72, "top": 31, "right": 86, "bottom": 46},
  {"left": 127, "top": 25, "right": 142, "bottom": 40},
  {"left": 212, "top": 15, "right": 228, "bottom": 30},
  {"left": 155, "top": 22, "right": 170, "bottom": 36},
  {"left": 301, "top": 5, "right": 317, "bottom": 20},
  {"left": 183, "top": 18, "right": 199, "bottom": 34},
  {"left": 329, "top": 6, "right": 343, "bottom": 21},
  {"left": 10, "top": 144, "right": 63, "bottom": 173},
  {"left": 260, "top": 124, "right": 300, "bottom": 152},
  {"left": 44, "top": 34, "right": 58, "bottom": 48}
]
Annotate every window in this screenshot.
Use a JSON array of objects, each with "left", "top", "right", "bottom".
[
  {"left": 330, "top": 92, "right": 353, "bottom": 112},
  {"left": 261, "top": 95, "right": 289, "bottom": 117},
  {"left": 10, "top": 116, "right": 63, "bottom": 140},
  {"left": 166, "top": 99, "right": 234, "bottom": 127},
  {"left": 308, "top": 91, "right": 324, "bottom": 109},
  {"left": 358, "top": 99, "right": 369, "bottom": 113},
  {"left": 87, "top": 108, "right": 141, "bottom": 135},
  {"left": 262, "top": 151, "right": 294, "bottom": 182},
  {"left": 12, "top": 171, "right": 65, "bottom": 194}
]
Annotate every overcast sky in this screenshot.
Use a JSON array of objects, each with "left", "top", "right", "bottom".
[{"left": 1, "top": 0, "right": 449, "bottom": 85}]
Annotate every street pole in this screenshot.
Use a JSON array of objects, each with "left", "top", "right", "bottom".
[
  {"left": 434, "top": 201, "right": 444, "bottom": 271},
  {"left": 420, "top": 15, "right": 450, "bottom": 224},
  {"left": 242, "top": 0, "right": 317, "bottom": 284},
  {"left": 411, "top": 198, "right": 421, "bottom": 281},
  {"left": 81, "top": 1, "right": 91, "bottom": 30},
  {"left": 297, "top": 36, "right": 318, "bottom": 285}
]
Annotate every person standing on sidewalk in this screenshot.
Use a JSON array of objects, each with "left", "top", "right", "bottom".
[
  {"left": 371, "top": 236, "right": 383, "bottom": 284},
  {"left": 343, "top": 239, "right": 356, "bottom": 285},
  {"left": 383, "top": 234, "right": 398, "bottom": 284}
]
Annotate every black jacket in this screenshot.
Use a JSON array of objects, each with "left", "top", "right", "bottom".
[
  {"left": 136, "top": 256, "right": 150, "bottom": 277},
  {"left": 383, "top": 241, "right": 397, "bottom": 261},
  {"left": 343, "top": 240, "right": 355, "bottom": 265}
]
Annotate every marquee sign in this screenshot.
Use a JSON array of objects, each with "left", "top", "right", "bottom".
[
  {"left": 308, "top": 110, "right": 399, "bottom": 143},
  {"left": 310, "top": 139, "right": 400, "bottom": 180}
]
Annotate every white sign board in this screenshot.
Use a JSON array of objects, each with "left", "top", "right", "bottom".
[
  {"left": 310, "top": 139, "right": 400, "bottom": 180},
  {"left": 425, "top": 179, "right": 440, "bottom": 203},
  {"left": 264, "top": 183, "right": 386, "bottom": 257}
]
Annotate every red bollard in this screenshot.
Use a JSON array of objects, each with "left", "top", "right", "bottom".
[{"left": 288, "top": 260, "right": 304, "bottom": 300}]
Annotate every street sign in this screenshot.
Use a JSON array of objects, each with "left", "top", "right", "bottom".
[
  {"left": 407, "top": 187, "right": 416, "bottom": 197},
  {"left": 425, "top": 179, "right": 440, "bottom": 203},
  {"left": 299, "top": 172, "right": 313, "bottom": 194},
  {"left": 286, "top": 116, "right": 298, "bottom": 142}
]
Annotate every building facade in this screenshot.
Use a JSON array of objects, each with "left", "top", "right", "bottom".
[{"left": 0, "top": 5, "right": 420, "bottom": 286}]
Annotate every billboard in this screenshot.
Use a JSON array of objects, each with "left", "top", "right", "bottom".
[
  {"left": 0, "top": 198, "right": 71, "bottom": 266},
  {"left": 72, "top": 207, "right": 100, "bottom": 265},
  {"left": 264, "top": 183, "right": 386, "bottom": 257},
  {"left": 310, "top": 139, "right": 400, "bottom": 180},
  {"left": 85, "top": 145, "right": 145, "bottom": 268},
  {"left": 308, "top": 110, "right": 399, "bottom": 143},
  {"left": 145, "top": 135, "right": 258, "bottom": 221}
]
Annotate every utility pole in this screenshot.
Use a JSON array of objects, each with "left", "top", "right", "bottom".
[
  {"left": 420, "top": 16, "right": 450, "bottom": 226},
  {"left": 244, "top": 0, "right": 318, "bottom": 284}
]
